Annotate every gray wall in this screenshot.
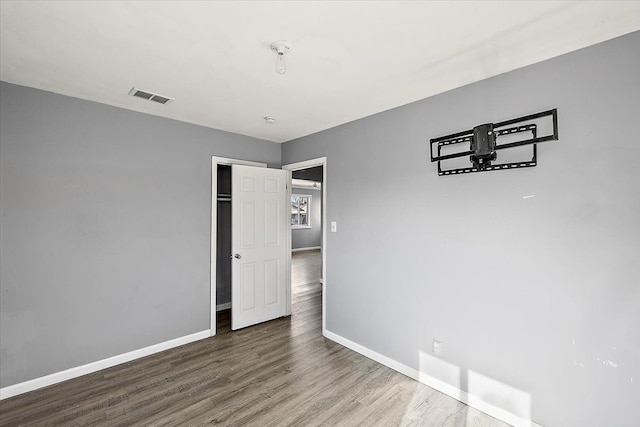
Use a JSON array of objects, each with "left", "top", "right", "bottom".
[
  {"left": 0, "top": 82, "right": 280, "bottom": 387},
  {"left": 291, "top": 187, "right": 322, "bottom": 250},
  {"left": 282, "top": 32, "right": 640, "bottom": 427}
]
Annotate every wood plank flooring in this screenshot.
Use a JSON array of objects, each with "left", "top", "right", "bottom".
[{"left": 0, "top": 250, "right": 510, "bottom": 426}]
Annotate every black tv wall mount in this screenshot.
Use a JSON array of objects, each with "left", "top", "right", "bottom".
[{"left": 430, "top": 109, "right": 558, "bottom": 176}]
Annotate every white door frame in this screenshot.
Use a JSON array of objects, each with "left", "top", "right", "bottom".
[
  {"left": 210, "top": 156, "right": 267, "bottom": 336},
  {"left": 282, "top": 157, "right": 327, "bottom": 336}
]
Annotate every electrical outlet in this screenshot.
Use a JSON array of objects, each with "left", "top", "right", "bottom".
[{"left": 433, "top": 340, "right": 443, "bottom": 355}]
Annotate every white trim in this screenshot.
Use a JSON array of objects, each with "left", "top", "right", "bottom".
[
  {"left": 291, "top": 246, "right": 321, "bottom": 253},
  {"left": 211, "top": 156, "right": 267, "bottom": 336},
  {"left": 282, "top": 158, "right": 325, "bottom": 171},
  {"left": 212, "top": 157, "right": 266, "bottom": 168},
  {"left": 0, "top": 330, "right": 210, "bottom": 400},
  {"left": 216, "top": 302, "right": 231, "bottom": 311},
  {"left": 285, "top": 169, "right": 293, "bottom": 316},
  {"left": 282, "top": 157, "right": 327, "bottom": 335},
  {"left": 323, "top": 330, "right": 543, "bottom": 427}
]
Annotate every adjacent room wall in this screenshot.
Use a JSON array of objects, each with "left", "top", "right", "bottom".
[
  {"left": 0, "top": 82, "right": 281, "bottom": 388},
  {"left": 282, "top": 31, "right": 640, "bottom": 427},
  {"left": 291, "top": 187, "right": 322, "bottom": 250}
]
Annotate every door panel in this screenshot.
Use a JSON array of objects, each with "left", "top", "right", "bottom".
[
  {"left": 264, "top": 259, "right": 279, "bottom": 305},
  {"left": 232, "top": 165, "right": 288, "bottom": 330},
  {"left": 264, "top": 200, "right": 279, "bottom": 246},
  {"left": 240, "top": 201, "right": 256, "bottom": 248}
]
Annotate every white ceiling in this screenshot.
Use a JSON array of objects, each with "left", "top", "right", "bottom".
[{"left": 1, "top": 1, "right": 639, "bottom": 143}]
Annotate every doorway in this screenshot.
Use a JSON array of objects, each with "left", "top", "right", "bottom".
[
  {"left": 282, "top": 157, "right": 327, "bottom": 335},
  {"left": 210, "top": 156, "right": 327, "bottom": 336},
  {"left": 211, "top": 157, "right": 272, "bottom": 336}
]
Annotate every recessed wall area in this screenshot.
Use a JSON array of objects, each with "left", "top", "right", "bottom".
[{"left": 282, "top": 31, "right": 640, "bottom": 427}]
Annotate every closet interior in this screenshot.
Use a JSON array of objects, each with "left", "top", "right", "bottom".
[{"left": 216, "top": 165, "right": 232, "bottom": 326}]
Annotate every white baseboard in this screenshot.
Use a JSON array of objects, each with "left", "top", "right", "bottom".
[
  {"left": 216, "top": 302, "right": 231, "bottom": 311},
  {"left": 0, "top": 330, "right": 210, "bottom": 400},
  {"left": 323, "top": 330, "right": 543, "bottom": 427},
  {"left": 291, "top": 246, "right": 321, "bottom": 253}
]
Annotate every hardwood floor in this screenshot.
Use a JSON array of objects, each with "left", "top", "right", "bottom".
[
  {"left": 0, "top": 250, "right": 509, "bottom": 426},
  {"left": 291, "top": 248, "right": 322, "bottom": 289}
]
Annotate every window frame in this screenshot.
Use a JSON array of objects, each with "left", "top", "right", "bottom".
[{"left": 291, "top": 194, "right": 312, "bottom": 229}]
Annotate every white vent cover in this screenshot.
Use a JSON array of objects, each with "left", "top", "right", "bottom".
[{"left": 128, "top": 87, "right": 174, "bottom": 104}]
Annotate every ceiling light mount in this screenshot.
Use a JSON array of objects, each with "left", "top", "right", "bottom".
[
  {"left": 264, "top": 116, "right": 277, "bottom": 124},
  {"left": 270, "top": 41, "right": 290, "bottom": 74}
]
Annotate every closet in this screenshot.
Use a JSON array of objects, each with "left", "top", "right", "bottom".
[
  {"left": 215, "top": 165, "right": 232, "bottom": 315},
  {"left": 213, "top": 161, "right": 289, "bottom": 331}
]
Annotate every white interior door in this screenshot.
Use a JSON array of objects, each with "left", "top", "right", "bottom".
[{"left": 231, "top": 164, "right": 288, "bottom": 330}]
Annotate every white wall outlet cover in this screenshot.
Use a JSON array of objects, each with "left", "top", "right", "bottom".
[
  {"left": 331, "top": 221, "right": 337, "bottom": 232},
  {"left": 433, "top": 340, "right": 443, "bottom": 355}
]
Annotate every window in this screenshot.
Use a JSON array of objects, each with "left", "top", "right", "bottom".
[{"left": 291, "top": 194, "right": 311, "bottom": 229}]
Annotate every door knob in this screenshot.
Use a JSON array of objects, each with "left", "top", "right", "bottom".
[{"left": 234, "top": 254, "right": 242, "bottom": 259}]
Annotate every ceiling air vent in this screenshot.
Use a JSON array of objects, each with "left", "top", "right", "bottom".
[{"left": 128, "top": 87, "right": 174, "bottom": 105}]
